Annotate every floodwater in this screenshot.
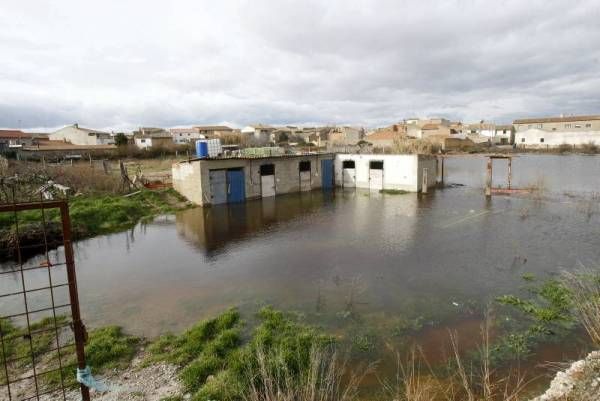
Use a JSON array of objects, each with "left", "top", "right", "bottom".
[{"left": 2, "top": 154, "right": 600, "bottom": 395}]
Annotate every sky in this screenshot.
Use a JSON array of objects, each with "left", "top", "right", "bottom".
[{"left": 1, "top": 0, "right": 600, "bottom": 131}]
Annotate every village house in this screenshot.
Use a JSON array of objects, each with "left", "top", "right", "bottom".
[
  {"left": 513, "top": 115, "right": 600, "bottom": 147},
  {"left": 365, "top": 124, "right": 407, "bottom": 148},
  {"left": 327, "top": 126, "right": 365, "bottom": 145},
  {"left": 133, "top": 127, "right": 173, "bottom": 149},
  {"left": 0, "top": 130, "right": 33, "bottom": 151},
  {"left": 241, "top": 124, "right": 276, "bottom": 144},
  {"left": 49, "top": 124, "right": 114, "bottom": 146},
  {"left": 170, "top": 127, "right": 206, "bottom": 144}
]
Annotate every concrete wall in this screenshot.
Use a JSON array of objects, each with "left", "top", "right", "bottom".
[
  {"left": 515, "top": 129, "right": 600, "bottom": 147},
  {"left": 333, "top": 154, "right": 436, "bottom": 192},
  {"left": 173, "top": 154, "right": 335, "bottom": 206}
]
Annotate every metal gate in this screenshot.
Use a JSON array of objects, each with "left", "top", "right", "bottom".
[
  {"left": 259, "top": 164, "right": 276, "bottom": 198},
  {"left": 299, "top": 161, "right": 311, "bottom": 192},
  {"left": 209, "top": 170, "right": 227, "bottom": 205},
  {"left": 369, "top": 160, "right": 384, "bottom": 190},
  {"left": 342, "top": 160, "right": 356, "bottom": 188},
  {"left": 321, "top": 159, "right": 334, "bottom": 190},
  {"left": 226, "top": 169, "right": 246, "bottom": 203},
  {"left": 0, "top": 201, "right": 89, "bottom": 401}
]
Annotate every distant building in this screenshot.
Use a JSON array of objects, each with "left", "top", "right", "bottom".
[
  {"left": 0, "top": 130, "right": 33, "bottom": 150},
  {"left": 171, "top": 128, "right": 206, "bottom": 144},
  {"left": 327, "top": 126, "right": 364, "bottom": 145},
  {"left": 241, "top": 124, "right": 276, "bottom": 143},
  {"left": 365, "top": 124, "right": 407, "bottom": 148},
  {"left": 513, "top": 115, "right": 600, "bottom": 147},
  {"left": 49, "top": 124, "right": 114, "bottom": 146},
  {"left": 133, "top": 127, "right": 173, "bottom": 149},
  {"left": 513, "top": 115, "right": 600, "bottom": 132}
]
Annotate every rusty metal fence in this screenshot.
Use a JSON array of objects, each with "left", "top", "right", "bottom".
[{"left": 0, "top": 201, "right": 89, "bottom": 401}]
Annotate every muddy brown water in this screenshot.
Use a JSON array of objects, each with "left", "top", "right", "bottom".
[{"left": 2, "top": 154, "right": 600, "bottom": 397}]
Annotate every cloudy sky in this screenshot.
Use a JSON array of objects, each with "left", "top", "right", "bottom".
[{"left": 1, "top": 0, "right": 599, "bottom": 131}]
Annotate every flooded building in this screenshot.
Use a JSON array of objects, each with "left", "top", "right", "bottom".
[
  {"left": 172, "top": 154, "right": 336, "bottom": 206},
  {"left": 335, "top": 154, "right": 437, "bottom": 192},
  {"left": 173, "top": 153, "right": 438, "bottom": 206}
]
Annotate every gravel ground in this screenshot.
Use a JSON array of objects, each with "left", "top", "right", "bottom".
[{"left": 1, "top": 351, "right": 183, "bottom": 401}]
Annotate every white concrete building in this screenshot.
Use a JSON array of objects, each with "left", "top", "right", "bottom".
[
  {"left": 334, "top": 154, "right": 437, "bottom": 192},
  {"left": 515, "top": 129, "right": 600, "bottom": 148},
  {"left": 171, "top": 128, "right": 206, "bottom": 144},
  {"left": 49, "top": 124, "right": 114, "bottom": 145}
]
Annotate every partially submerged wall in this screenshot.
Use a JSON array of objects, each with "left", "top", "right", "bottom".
[
  {"left": 173, "top": 154, "right": 335, "bottom": 206},
  {"left": 334, "top": 154, "right": 437, "bottom": 192}
]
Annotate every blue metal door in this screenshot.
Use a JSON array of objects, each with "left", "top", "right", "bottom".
[
  {"left": 321, "top": 159, "right": 334, "bottom": 190},
  {"left": 227, "top": 169, "right": 246, "bottom": 203}
]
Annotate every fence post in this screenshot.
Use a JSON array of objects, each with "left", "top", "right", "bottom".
[{"left": 485, "top": 157, "right": 492, "bottom": 197}]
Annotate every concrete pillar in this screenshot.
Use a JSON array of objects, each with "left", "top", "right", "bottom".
[
  {"left": 422, "top": 168, "right": 428, "bottom": 193},
  {"left": 485, "top": 158, "right": 492, "bottom": 197}
]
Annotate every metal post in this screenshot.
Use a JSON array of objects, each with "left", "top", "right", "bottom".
[
  {"left": 422, "top": 168, "right": 428, "bottom": 193},
  {"left": 485, "top": 157, "right": 492, "bottom": 197},
  {"left": 59, "top": 203, "right": 90, "bottom": 401},
  {"left": 508, "top": 157, "right": 512, "bottom": 190}
]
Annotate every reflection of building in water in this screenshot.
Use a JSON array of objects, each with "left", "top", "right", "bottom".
[{"left": 175, "top": 192, "right": 334, "bottom": 254}]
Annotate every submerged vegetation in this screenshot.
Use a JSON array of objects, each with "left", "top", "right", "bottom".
[{"left": 0, "top": 188, "right": 188, "bottom": 260}]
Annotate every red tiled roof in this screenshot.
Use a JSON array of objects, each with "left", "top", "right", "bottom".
[
  {"left": 421, "top": 123, "right": 440, "bottom": 130},
  {"left": 0, "top": 130, "right": 32, "bottom": 139}
]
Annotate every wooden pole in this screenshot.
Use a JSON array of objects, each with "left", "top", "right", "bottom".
[{"left": 485, "top": 158, "right": 492, "bottom": 197}]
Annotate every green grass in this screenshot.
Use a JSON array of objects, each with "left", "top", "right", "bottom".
[
  {"left": 146, "top": 307, "right": 334, "bottom": 401},
  {"left": 42, "top": 325, "right": 140, "bottom": 389},
  {"left": 0, "top": 189, "right": 189, "bottom": 260}
]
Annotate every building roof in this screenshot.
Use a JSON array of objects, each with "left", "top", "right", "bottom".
[
  {"left": 23, "top": 141, "right": 116, "bottom": 151},
  {"left": 495, "top": 125, "right": 513, "bottom": 130},
  {"left": 60, "top": 124, "right": 110, "bottom": 135},
  {"left": 193, "top": 125, "right": 234, "bottom": 131},
  {"left": 248, "top": 124, "right": 275, "bottom": 130},
  {"left": 513, "top": 115, "right": 600, "bottom": 124},
  {"left": 366, "top": 129, "right": 405, "bottom": 141},
  {"left": 170, "top": 128, "right": 199, "bottom": 134},
  {"left": 421, "top": 123, "right": 440, "bottom": 130},
  {"left": 0, "top": 130, "right": 32, "bottom": 139}
]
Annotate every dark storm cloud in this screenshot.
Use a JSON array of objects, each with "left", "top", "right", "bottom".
[{"left": 0, "top": 0, "right": 599, "bottom": 130}]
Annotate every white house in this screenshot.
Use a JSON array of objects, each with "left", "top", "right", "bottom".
[
  {"left": 515, "top": 129, "right": 600, "bottom": 148},
  {"left": 49, "top": 124, "right": 114, "bottom": 146},
  {"left": 334, "top": 154, "right": 437, "bottom": 192}
]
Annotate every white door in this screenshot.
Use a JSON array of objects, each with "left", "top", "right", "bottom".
[
  {"left": 369, "top": 168, "right": 383, "bottom": 190},
  {"left": 342, "top": 168, "right": 356, "bottom": 187},
  {"left": 300, "top": 171, "right": 311, "bottom": 191},
  {"left": 209, "top": 170, "right": 227, "bottom": 204},
  {"left": 261, "top": 175, "right": 276, "bottom": 197}
]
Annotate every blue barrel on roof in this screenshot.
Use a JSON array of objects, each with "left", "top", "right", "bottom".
[{"left": 196, "top": 140, "right": 209, "bottom": 158}]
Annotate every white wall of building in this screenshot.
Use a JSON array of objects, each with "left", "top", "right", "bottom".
[
  {"left": 515, "top": 129, "right": 600, "bottom": 147},
  {"left": 50, "top": 125, "right": 114, "bottom": 145},
  {"left": 334, "top": 154, "right": 436, "bottom": 192},
  {"left": 135, "top": 137, "right": 153, "bottom": 149}
]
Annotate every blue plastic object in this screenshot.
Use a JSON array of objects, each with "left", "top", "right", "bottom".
[
  {"left": 77, "top": 366, "right": 110, "bottom": 392},
  {"left": 196, "top": 140, "right": 209, "bottom": 158}
]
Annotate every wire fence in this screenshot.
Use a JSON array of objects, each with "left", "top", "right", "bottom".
[{"left": 0, "top": 199, "right": 89, "bottom": 401}]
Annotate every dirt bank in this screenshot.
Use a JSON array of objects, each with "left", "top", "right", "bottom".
[{"left": 531, "top": 350, "right": 600, "bottom": 401}]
